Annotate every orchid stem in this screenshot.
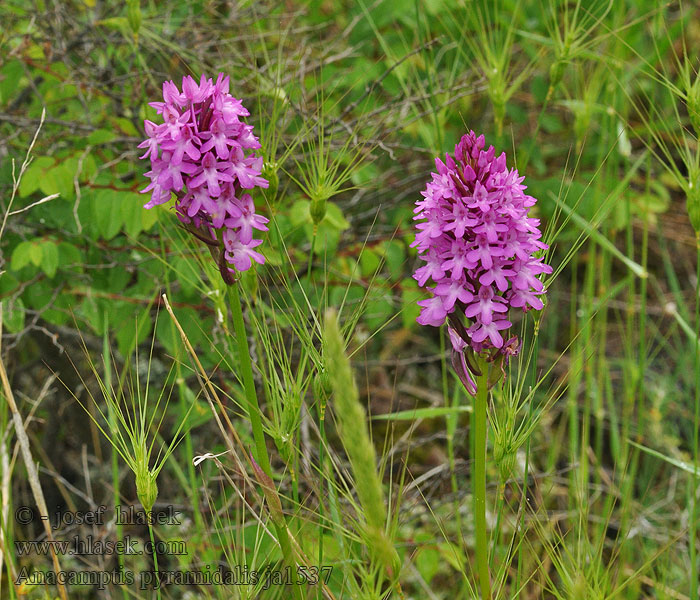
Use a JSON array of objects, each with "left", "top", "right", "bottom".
[
  {"left": 472, "top": 363, "right": 492, "bottom": 600},
  {"left": 229, "top": 281, "right": 271, "bottom": 476},
  {"left": 228, "top": 281, "right": 302, "bottom": 600}
]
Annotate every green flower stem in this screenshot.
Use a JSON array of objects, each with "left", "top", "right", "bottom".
[
  {"left": 229, "top": 281, "right": 271, "bottom": 477},
  {"left": 307, "top": 224, "right": 318, "bottom": 280},
  {"left": 472, "top": 365, "right": 491, "bottom": 600},
  {"left": 691, "top": 238, "right": 700, "bottom": 600},
  {"left": 228, "top": 282, "right": 302, "bottom": 600}
]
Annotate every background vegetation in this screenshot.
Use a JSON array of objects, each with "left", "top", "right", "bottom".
[{"left": 1, "top": 0, "right": 699, "bottom": 598}]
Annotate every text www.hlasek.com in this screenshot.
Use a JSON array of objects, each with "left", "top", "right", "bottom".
[{"left": 15, "top": 536, "right": 185, "bottom": 557}]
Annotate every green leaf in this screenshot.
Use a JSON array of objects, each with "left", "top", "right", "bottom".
[
  {"left": 78, "top": 293, "right": 106, "bottom": 335},
  {"left": 38, "top": 167, "right": 61, "bottom": 197},
  {"left": 323, "top": 202, "right": 350, "bottom": 230},
  {"left": 0, "top": 273, "right": 19, "bottom": 295},
  {"left": 174, "top": 385, "right": 212, "bottom": 433},
  {"left": 23, "top": 279, "right": 54, "bottom": 311},
  {"left": 122, "top": 192, "right": 145, "bottom": 238},
  {"left": 97, "top": 16, "right": 130, "bottom": 32},
  {"left": 28, "top": 242, "right": 43, "bottom": 267},
  {"left": 156, "top": 306, "right": 202, "bottom": 356},
  {"left": 57, "top": 242, "right": 83, "bottom": 272},
  {"left": 372, "top": 406, "right": 472, "bottom": 421},
  {"left": 401, "top": 278, "right": 422, "bottom": 329},
  {"left": 51, "top": 161, "right": 78, "bottom": 200},
  {"left": 437, "top": 542, "right": 467, "bottom": 573},
  {"left": 18, "top": 157, "right": 54, "bottom": 198},
  {"left": 92, "top": 189, "right": 125, "bottom": 240},
  {"left": 382, "top": 240, "right": 405, "bottom": 280},
  {"left": 290, "top": 200, "right": 311, "bottom": 226},
  {"left": 2, "top": 297, "right": 25, "bottom": 333},
  {"left": 87, "top": 129, "right": 118, "bottom": 144},
  {"left": 415, "top": 546, "right": 441, "bottom": 584},
  {"left": 41, "top": 241, "right": 59, "bottom": 278},
  {"left": 10, "top": 241, "right": 34, "bottom": 271},
  {"left": 115, "top": 303, "right": 153, "bottom": 356},
  {"left": 111, "top": 117, "right": 139, "bottom": 137},
  {"left": 359, "top": 248, "right": 381, "bottom": 277},
  {"left": 141, "top": 203, "right": 159, "bottom": 231},
  {"left": 0, "top": 59, "right": 24, "bottom": 105},
  {"left": 172, "top": 257, "right": 201, "bottom": 296},
  {"left": 629, "top": 441, "right": 698, "bottom": 475}
]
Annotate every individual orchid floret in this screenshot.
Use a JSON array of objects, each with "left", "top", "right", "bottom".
[
  {"left": 412, "top": 131, "right": 551, "bottom": 384},
  {"left": 138, "top": 73, "right": 269, "bottom": 281}
]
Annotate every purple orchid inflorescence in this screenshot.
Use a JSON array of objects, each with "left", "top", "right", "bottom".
[
  {"left": 412, "top": 131, "right": 551, "bottom": 391},
  {"left": 139, "top": 73, "right": 269, "bottom": 280}
]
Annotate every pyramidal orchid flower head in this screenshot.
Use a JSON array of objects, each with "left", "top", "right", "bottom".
[
  {"left": 412, "top": 131, "right": 551, "bottom": 384},
  {"left": 138, "top": 73, "right": 269, "bottom": 282}
]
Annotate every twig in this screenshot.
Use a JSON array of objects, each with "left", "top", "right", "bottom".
[
  {"left": 0, "top": 108, "right": 46, "bottom": 242},
  {"left": 6, "top": 193, "right": 59, "bottom": 217}
]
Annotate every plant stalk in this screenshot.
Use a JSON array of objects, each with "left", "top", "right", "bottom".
[
  {"left": 148, "top": 521, "right": 161, "bottom": 600},
  {"left": 473, "top": 364, "right": 491, "bottom": 600},
  {"left": 229, "top": 281, "right": 271, "bottom": 477},
  {"left": 228, "top": 282, "right": 302, "bottom": 600}
]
